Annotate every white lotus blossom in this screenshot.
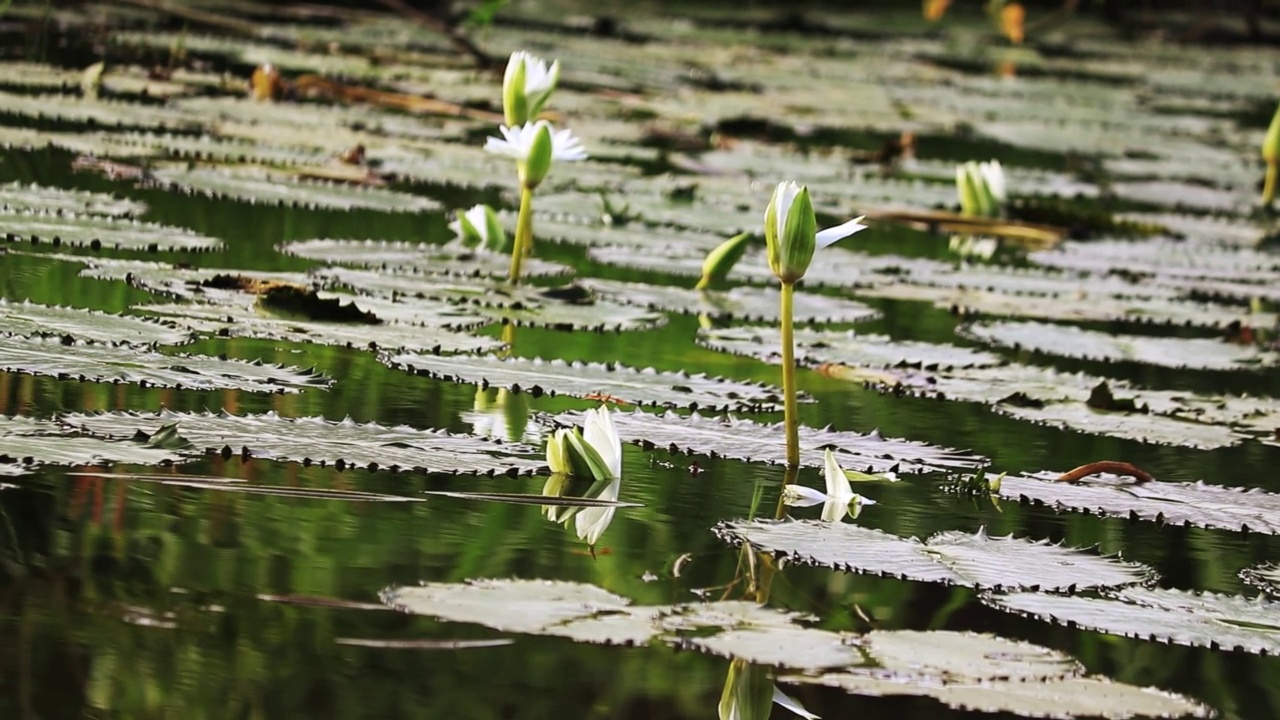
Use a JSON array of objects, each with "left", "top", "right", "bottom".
[{"left": 781, "top": 449, "right": 877, "bottom": 522}]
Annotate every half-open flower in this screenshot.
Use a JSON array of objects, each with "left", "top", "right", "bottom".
[
  {"left": 449, "top": 204, "right": 509, "bottom": 253},
  {"left": 765, "top": 181, "right": 867, "bottom": 284},
  {"left": 484, "top": 121, "right": 587, "bottom": 189},
  {"left": 781, "top": 449, "right": 877, "bottom": 522},
  {"left": 502, "top": 50, "right": 560, "bottom": 126}
]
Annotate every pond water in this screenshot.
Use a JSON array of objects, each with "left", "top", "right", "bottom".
[{"left": 2, "top": 2, "right": 1280, "bottom": 718}]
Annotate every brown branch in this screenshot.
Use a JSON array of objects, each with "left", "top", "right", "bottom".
[{"left": 1056, "top": 461, "right": 1154, "bottom": 485}]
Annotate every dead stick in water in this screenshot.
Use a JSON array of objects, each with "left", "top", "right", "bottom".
[{"left": 1056, "top": 461, "right": 1154, "bottom": 485}]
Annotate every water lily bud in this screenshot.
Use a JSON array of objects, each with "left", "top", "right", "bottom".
[
  {"left": 450, "top": 204, "right": 509, "bottom": 253},
  {"left": 503, "top": 51, "right": 560, "bottom": 126},
  {"left": 696, "top": 232, "right": 751, "bottom": 290},
  {"left": 989, "top": 471, "right": 1006, "bottom": 494},
  {"left": 503, "top": 56, "right": 528, "bottom": 126},
  {"left": 1264, "top": 101, "right": 1280, "bottom": 164},
  {"left": 563, "top": 428, "right": 614, "bottom": 482},
  {"left": 519, "top": 123, "right": 554, "bottom": 189},
  {"left": 546, "top": 428, "right": 572, "bottom": 474},
  {"left": 765, "top": 181, "right": 817, "bottom": 284}
]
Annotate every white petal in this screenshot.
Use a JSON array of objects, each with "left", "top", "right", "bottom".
[
  {"left": 462, "top": 205, "right": 490, "bottom": 242},
  {"left": 781, "top": 484, "right": 829, "bottom": 507},
  {"left": 815, "top": 215, "right": 868, "bottom": 249},
  {"left": 820, "top": 498, "right": 849, "bottom": 523},
  {"left": 980, "top": 160, "right": 1006, "bottom": 201},
  {"left": 551, "top": 127, "right": 588, "bottom": 161},
  {"left": 772, "top": 181, "right": 802, "bottom": 242},
  {"left": 503, "top": 51, "right": 528, "bottom": 91},
  {"left": 523, "top": 54, "right": 555, "bottom": 93},
  {"left": 823, "top": 448, "right": 853, "bottom": 499},
  {"left": 583, "top": 406, "right": 622, "bottom": 479},
  {"left": 773, "top": 686, "right": 821, "bottom": 719},
  {"left": 575, "top": 477, "right": 620, "bottom": 545}
]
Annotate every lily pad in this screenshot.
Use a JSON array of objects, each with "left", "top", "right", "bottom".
[
  {"left": 960, "top": 320, "right": 1279, "bottom": 370},
  {"left": 715, "top": 521, "right": 1151, "bottom": 592},
  {"left": 995, "top": 470, "right": 1280, "bottom": 535},
  {"left": 0, "top": 299, "right": 191, "bottom": 345},
  {"left": 0, "top": 89, "right": 200, "bottom": 130},
  {"left": 857, "top": 630, "right": 1080, "bottom": 682},
  {"left": 0, "top": 414, "right": 183, "bottom": 470},
  {"left": 987, "top": 587, "right": 1280, "bottom": 656},
  {"left": 1029, "top": 239, "right": 1280, "bottom": 283},
  {"left": 0, "top": 181, "right": 147, "bottom": 217},
  {"left": 1240, "top": 565, "right": 1280, "bottom": 597},
  {"left": 553, "top": 409, "right": 982, "bottom": 474},
  {"left": 581, "top": 279, "right": 879, "bottom": 324},
  {"left": 383, "top": 355, "right": 792, "bottom": 412},
  {"left": 0, "top": 210, "right": 223, "bottom": 252},
  {"left": 62, "top": 410, "right": 544, "bottom": 476},
  {"left": 280, "top": 239, "right": 572, "bottom": 279},
  {"left": 0, "top": 335, "right": 329, "bottom": 392},
  {"left": 150, "top": 165, "right": 442, "bottom": 214},
  {"left": 700, "top": 326, "right": 1002, "bottom": 370},
  {"left": 382, "top": 579, "right": 634, "bottom": 635}
]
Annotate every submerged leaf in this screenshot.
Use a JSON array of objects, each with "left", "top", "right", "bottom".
[
  {"left": 62, "top": 410, "right": 544, "bottom": 476},
  {"left": 554, "top": 409, "right": 982, "bottom": 474},
  {"left": 716, "top": 520, "right": 1151, "bottom": 592},
  {"left": 384, "top": 355, "right": 794, "bottom": 413}
]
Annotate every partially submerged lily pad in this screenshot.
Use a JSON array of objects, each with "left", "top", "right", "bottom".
[
  {"left": 62, "top": 410, "right": 544, "bottom": 476},
  {"left": 280, "top": 238, "right": 572, "bottom": 279},
  {"left": 553, "top": 408, "right": 982, "bottom": 474},
  {"left": 994, "top": 470, "right": 1280, "bottom": 535},
  {"left": 701, "top": 326, "right": 1002, "bottom": 370},
  {"left": 0, "top": 299, "right": 191, "bottom": 345},
  {"left": 0, "top": 335, "right": 329, "bottom": 392},
  {"left": 581, "top": 278, "right": 879, "bottom": 324},
  {"left": 716, "top": 521, "right": 1150, "bottom": 592},
  {"left": 383, "top": 355, "right": 793, "bottom": 412},
  {"left": 961, "top": 320, "right": 1279, "bottom": 370},
  {"left": 987, "top": 587, "right": 1280, "bottom": 656},
  {"left": 1, "top": 210, "right": 223, "bottom": 252}
]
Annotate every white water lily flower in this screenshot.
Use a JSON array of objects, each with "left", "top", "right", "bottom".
[
  {"left": 484, "top": 121, "right": 587, "bottom": 189},
  {"left": 765, "top": 180, "right": 867, "bottom": 284},
  {"left": 449, "top": 204, "right": 508, "bottom": 253},
  {"left": 544, "top": 406, "right": 621, "bottom": 482},
  {"left": 575, "top": 477, "right": 620, "bottom": 546},
  {"left": 502, "top": 50, "right": 560, "bottom": 126},
  {"left": 581, "top": 405, "right": 622, "bottom": 479},
  {"left": 978, "top": 160, "right": 1006, "bottom": 203},
  {"left": 781, "top": 449, "right": 877, "bottom": 522}
]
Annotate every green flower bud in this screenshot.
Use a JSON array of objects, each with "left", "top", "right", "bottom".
[
  {"left": 1264, "top": 100, "right": 1280, "bottom": 164},
  {"left": 519, "top": 123, "right": 554, "bottom": 190},
  {"left": 765, "top": 181, "right": 817, "bottom": 284},
  {"left": 695, "top": 232, "right": 751, "bottom": 290}
]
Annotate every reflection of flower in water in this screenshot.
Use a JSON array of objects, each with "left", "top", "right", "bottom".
[
  {"left": 465, "top": 388, "right": 540, "bottom": 444},
  {"left": 719, "top": 658, "right": 819, "bottom": 720},
  {"left": 542, "top": 406, "right": 624, "bottom": 551}
]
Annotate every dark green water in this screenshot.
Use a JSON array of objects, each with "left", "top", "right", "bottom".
[{"left": 3, "top": 141, "right": 1280, "bottom": 720}]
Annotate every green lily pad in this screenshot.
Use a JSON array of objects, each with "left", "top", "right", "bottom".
[
  {"left": 62, "top": 410, "right": 544, "bottom": 476},
  {"left": 1029, "top": 239, "right": 1280, "bottom": 284},
  {"left": 996, "top": 470, "right": 1280, "bottom": 535},
  {"left": 582, "top": 279, "right": 879, "bottom": 324},
  {"left": 0, "top": 335, "right": 329, "bottom": 392},
  {"left": 0, "top": 414, "right": 183, "bottom": 471},
  {"left": 1111, "top": 180, "right": 1254, "bottom": 214},
  {"left": 716, "top": 521, "right": 1151, "bottom": 592},
  {"left": 0, "top": 89, "right": 200, "bottom": 130},
  {"left": 0, "top": 181, "right": 147, "bottom": 217},
  {"left": 530, "top": 214, "right": 731, "bottom": 251},
  {"left": 700, "top": 326, "right": 1001, "bottom": 370},
  {"left": 150, "top": 165, "right": 442, "bottom": 214},
  {"left": 280, "top": 239, "right": 572, "bottom": 280},
  {"left": 0, "top": 299, "right": 191, "bottom": 345},
  {"left": 987, "top": 587, "right": 1280, "bottom": 656},
  {"left": 960, "top": 320, "right": 1279, "bottom": 370},
  {"left": 1, "top": 210, "right": 223, "bottom": 252},
  {"left": 384, "top": 355, "right": 793, "bottom": 412},
  {"left": 553, "top": 408, "right": 982, "bottom": 474},
  {"left": 1119, "top": 212, "right": 1267, "bottom": 247}
]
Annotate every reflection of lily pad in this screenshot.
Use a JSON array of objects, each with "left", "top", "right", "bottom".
[
  {"left": 384, "top": 355, "right": 792, "bottom": 412},
  {"left": 281, "top": 238, "right": 572, "bottom": 279},
  {"left": 582, "top": 278, "right": 879, "bottom": 324},
  {"left": 1, "top": 210, "right": 223, "bottom": 252},
  {"left": 0, "top": 300, "right": 191, "bottom": 345},
  {"left": 554, "top": 409, "right": 982, "bottom": 474},
  {"left": 961, "top": 320, "right": 1279, "bottom": 370},
  {"left": 63, "top": 410, "right": 544, "bottom": 476},
  {"left": 701, "top": 326, "right": 1001, "bottom": 369},
  {"left": 716, "top": 521, "right": 1150, "bottom": 592},
  {"left": 0, "top": 335, "right": 330, "bottom": 392},
  {"left": 995, "top": 470, "right": 1280, "bottom": 535},
  {"left": 987, "top": 587, "right": 1280, "bottom": 656}
]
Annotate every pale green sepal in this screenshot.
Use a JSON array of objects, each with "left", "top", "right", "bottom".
[
  {"left": 546, "top": 428, "right": 572, "bottom": 474},
  {"left": 483, "top": 207, "right": 511, "bottom": 253},
  {"left": 565, "top": 429, "right": 613, "bottom": 482},
  {"left": 778, "top": 187, "right": 816, "bottom": 283},
  {"left": 696, "top": 232, "right": 752, "bottom": 289},
  {"left": 519, "top": 124, "right": 554, "bottom": 189},
  {"left": 1264, "top": 101, "right": 1280, "bottom": 163},
  {"left": 503, "top": 57, "right": 528, "bottom": 126}
]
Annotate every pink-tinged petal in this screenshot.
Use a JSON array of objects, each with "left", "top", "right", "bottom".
[{"left": 816, "top": 215, "right": 868, "bottom": 248}]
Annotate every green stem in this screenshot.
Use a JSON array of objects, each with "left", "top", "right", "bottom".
[
  {"left": 1264, "top": 161, "right": 1278, "bottom": 206},
  {"left": 780, "top": 280, "right": 799, "bottom": 468},
  {"left": 507, "top": 184, "right": 534, "bottom": 284}
]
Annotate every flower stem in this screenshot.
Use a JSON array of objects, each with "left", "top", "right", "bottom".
[
  {"left": 780, "top": 280, "right": 799, "bottom": 468},
  {"left": 507, "top": 184, "right": 535, "bottom": 284},
  {"left": 1264, "top": 161, "right": 1278, "bottom": 206}
]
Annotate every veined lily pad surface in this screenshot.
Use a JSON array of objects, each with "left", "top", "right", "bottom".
[{"left": 2, "top": 1, "right": 1279, "bottom": 718}]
